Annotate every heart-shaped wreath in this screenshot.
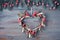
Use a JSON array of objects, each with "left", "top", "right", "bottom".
[{"left": 18, "top": 11, "right": 46, "bottom": 38}]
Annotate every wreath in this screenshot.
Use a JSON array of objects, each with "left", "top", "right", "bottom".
[{"left": 18, "top": 11, "right": 46, "bottom": 38}]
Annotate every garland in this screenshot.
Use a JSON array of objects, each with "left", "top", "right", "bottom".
[{"left": 18, "top": 11, "right": 46, "bottom": 38}]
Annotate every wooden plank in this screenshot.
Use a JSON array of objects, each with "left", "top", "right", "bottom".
[{"left": 0, "top": 38, "right": 7, "bottom": 40}]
